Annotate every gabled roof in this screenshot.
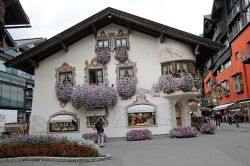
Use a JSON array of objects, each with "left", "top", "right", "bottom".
[{"left": 5, "top": 7, "right": 224, "bottom": 74}]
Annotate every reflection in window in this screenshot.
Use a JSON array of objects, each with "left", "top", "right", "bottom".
[
  {"left": 87, "top": 116, "right": 106, "bottom": 126},
  {"left": 49, "top": 115, "right": 78, "bottom": 132},
  {"left": 115, "top": 38, "right": 128, "bottom": 48},
  {"left": 162, "top": 63, "right": 173, "bottom": 75},
  {"left": 128, "top": 112, "right": 156, "bottom": 126},
  {"left": 119, "top": 67, "right": 134, "bottom": 79},
  {"left": 215, "top": 84, "right": 223, "bottom": 99},
  {"left": 59, "top": 72, "right": 72, "bottom": 85},
  {"left": 221, "top": 81, "right": 230, "bottom": 97},
  {"left": 127, "top": 105, "right": 156, "bottom": 127},
  {"left": 89, "top": 68, "right": 103, "bottom": 84},
  {"left": 232, "top": 73, "right": 244, "bottom": 93}
]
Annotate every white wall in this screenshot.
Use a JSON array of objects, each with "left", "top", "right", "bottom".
[
  {"left": 0, "top": 109, "right": 17, "bottom": 132},
  {"left": 30, "top": 24, "right": 195, "bottom": 138}
]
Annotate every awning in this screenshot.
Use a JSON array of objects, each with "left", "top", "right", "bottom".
[
  {"left": 239, "top": 100, "right": 250, "bottom": 104},
  {"left": 213, "top": 102, "right": 236, "bottom": 111},
  {"left": 128, "top": 105, "right": 155, "bottom": 113},
  {"left": 85, "top": 109, "right": 106, "bottom": 117},
  {"left": 50, "top": 115, "right": 76, "bottom": 123}
]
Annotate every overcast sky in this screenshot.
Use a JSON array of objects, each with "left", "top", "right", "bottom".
[{"left": 9, "top": 0, "right": 214, "bottom": 40}]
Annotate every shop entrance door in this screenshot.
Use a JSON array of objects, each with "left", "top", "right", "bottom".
[{"left": 175, "top": 104, "right": 182, "bottom": 126}]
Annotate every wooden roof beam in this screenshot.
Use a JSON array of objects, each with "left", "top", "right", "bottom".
[
  {"left": 60, "top": 41, "right": 68, "bottom": 52},
  {"left": 91, "top": 23, "right": 97, "bottom": 39},
  {"left": 160, "top": 32, "right": 165, "bottom": 43},
  {"left": 28, "top": 59, "right": 39, "bottom": 68},
  {"left": 126, "top": 20, "right": 131, "bottom": 34}
]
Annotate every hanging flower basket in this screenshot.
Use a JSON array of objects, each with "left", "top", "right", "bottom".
[
  {"left": 114, "top": 47, "right": 128, "bottom": 62},
  {"left": 71, "top": 84, "right": 118, "bottom": 109},
  {"left": 158, "top": 74, "right": 177, "bottom": 94},
  {"left": 178, "top": 74, "right": 194, "bottom": 92},
  {"left": 194, "top": 76, "right": 202, "bottom": 90},
  {"left": 55, "top": 83, "right": 73, "bottom": 104},
  {"left": 96, "top": 48, "right": 111, "bottom": 65},
  {"left": 116, "top": 77, "right": 136, "bottom": 99}
]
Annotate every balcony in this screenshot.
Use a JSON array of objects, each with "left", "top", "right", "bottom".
[{"left": 227, "top": 2, "right": 240, "bottom": 25}]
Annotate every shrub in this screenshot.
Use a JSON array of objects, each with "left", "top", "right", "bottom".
[
  {"left": 126, "top": 129, "right": 152, "bottom": 141},
  {"left": 82, "top": 133, "right": 107, "bottom": 143},
  {"left": 0, "top": 135, "right": 100, "bottom": 158},
  {"left": 169, "top": 126, "right": 198, "bottom": 138},
  {"left": 114, "top": 47, "right": 128, "bottom": 62},
  {"left": 96, "top": 48, "right": 111, "bottom": 65},
  {"left": 55, "top": 83, "right": 73, "bottom": 103},
  {"left": 178, "top": 74, "right": 194, "bottom": 92},
  {"left": 200, "top": 123, "right": 215, "bottom": 134},
  {"left": 116, "top": 77, "right": 136, "bottom": 99},
  {"left": 71, "top": 84, "right": 118, "bottom": 109},
  {"left": 158, "top": 74, "right": 177, "bottom": 94}
]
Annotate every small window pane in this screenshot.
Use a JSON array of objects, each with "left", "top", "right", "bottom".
[
  {"left": 121, "top": 39, "right": 127, "bottom": 46},
  {"left": 116, "top": 39, "right": 121, "bottom": 47},
  {"left": 103, "top": 40, "right": 109, "bottom": 48},
  {"left": 98, "top": 41, "right": 103, "bottom": 48}
]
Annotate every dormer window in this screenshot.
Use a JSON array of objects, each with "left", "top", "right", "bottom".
[
  {"left": 115, "top": 38, "right": 128, "bottom": 48},
  {"left": 97, "top": 39, "right": 109, "bottom": 49}
]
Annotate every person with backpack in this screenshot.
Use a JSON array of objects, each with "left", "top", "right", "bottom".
[{"left": 95, "top": 117, "right": 105, "bottom": 147}]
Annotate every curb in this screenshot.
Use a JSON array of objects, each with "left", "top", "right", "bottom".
[{"left": 0, "top": 154, "right": 111, "bottom": 162}]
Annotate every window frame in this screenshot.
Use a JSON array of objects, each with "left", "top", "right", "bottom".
[
  {"left": 221, "top": 80, "right": 230, "bottom": 97},
  {"left": 55, "top": 63, "right": 76, "bottom": 85},
  {"left": 88, "top": 68, "right": 104, "bottom": 84},
  {"left": 232, "top": 73, "right": 244, "bottom": 93},
  {"left": 118, "top": 66, "right": 134, "bottom": 79},
  {"left": 97, "top": 39, "right": 110, "bottom": 49}
]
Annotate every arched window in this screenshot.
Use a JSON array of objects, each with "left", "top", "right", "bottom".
[{"left": 48, "top": 111, "right": 79, "bottom": 132}]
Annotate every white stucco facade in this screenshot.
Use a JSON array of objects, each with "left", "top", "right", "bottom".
[{"left": 29, "top": 24, "right": 197, "bottom": 138}]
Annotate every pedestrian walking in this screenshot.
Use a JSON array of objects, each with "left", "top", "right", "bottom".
[
  {"left": 234, "top": 112, "right": 240, "bottom": 128},
  {"left": 95, "top": 117, "right": 105, "bottom": 147},
  {"left": 228, "top": 113, "right": 232, "bottom": 125}
]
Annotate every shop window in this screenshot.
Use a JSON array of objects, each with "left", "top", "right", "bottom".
[
  {"left": 97, "top": 39, "right": 109, "bottom": 49},
  {"left": 49, "top": 114, "right": 78, "bottom": 132},
  {"left": 86, "top": 109, "right": 107, "bottom": 127},
  {"left": 119, "top": 66, "right": 134, "bottom": 79},
  {"left": 127, "top": 105, "right": 156, "bottom": 127},
  {"left": 232, "top": 73, "right": 244, "bottom": 93},
  {"left": 221, "top": 80, "right": 230, "bottom": 97},
  {"left": 88, "top": 68, "right": 103, "bottom": 84}
]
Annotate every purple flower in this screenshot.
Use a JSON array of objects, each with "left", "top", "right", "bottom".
[
  {"left": 116, "top": 77, "right": 136, "bottom": 99},
  {"left": 200, "top": 123, "right": 215, "bottom": 134},
  {"left": 158, "top": 74, "right": 177, "bottom": 94},
  {"left": 114, "top": 47, "right": 128, "bottom": 62},
  {"left": 178, "top": 74, "right": 194, "bottom": 92},
  {"left": 170, "top": 126, "right": 198, "bottom": 138},
  {"left": 55, "top": 83, "right": 73, "bottom": 103},
  {"left": 96, "top": 48, "right": 111, "bottom": 65},
  {"left": 71, "top": 84, "right": 118, "bottom": 109},
  {"left": 127, "top": 129, "right": 152, "bottom": 141}
]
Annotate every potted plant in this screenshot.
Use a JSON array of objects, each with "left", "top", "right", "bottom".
[
  {"left": 96, "top": 48, "right": 111, "bottom": 65},
  {"left": 114, "top": 46, "right": 128, "bottom": 62}
]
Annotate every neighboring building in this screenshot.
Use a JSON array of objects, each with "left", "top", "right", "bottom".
[
  {"left": 0, "top": 0, "right": 40, "bottom": 132},
  {"left": 6, "top": 8, "right": 222, "bottom": 138},
  {"left": 203, "top": 0, "right": 250, "bottom": 118}
]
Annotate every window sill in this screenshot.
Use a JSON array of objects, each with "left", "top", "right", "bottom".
[{"left": 127, "top": 125, "right": 157, "bottom": 128}]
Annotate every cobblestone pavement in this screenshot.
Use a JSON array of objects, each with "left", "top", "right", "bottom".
[{"left": 1, "top": 123, "right": 250, "bottom": 166}]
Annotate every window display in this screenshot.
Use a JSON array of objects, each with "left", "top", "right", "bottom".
[
  {"left": 49, "top": 115, "right": 78, "bottom": 132},
  {"left": 128, "top": 112, "right": 156, "bottom": 126}
]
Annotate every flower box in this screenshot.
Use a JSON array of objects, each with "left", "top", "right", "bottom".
[{"left": 126, "top": 129, "right": 152, "bottom": 141}]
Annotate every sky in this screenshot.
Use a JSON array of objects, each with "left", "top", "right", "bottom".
[{"left": 9, "top": 0, "right": 214, "bottom": 40}]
